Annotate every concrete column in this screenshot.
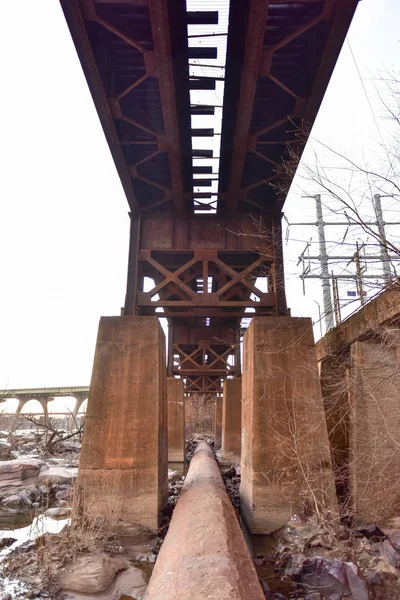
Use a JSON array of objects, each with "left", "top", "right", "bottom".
[
  {"left": 221, "top": 378, "right": 242, "bottom": 463},
  {"left": 15, "top": 397, "right": 27, "bottom": 416},
  {"left": 38, "top": 397, "right": 50, "bottom": 423},
  {"left": 241, "top": 317, "right": 336, "bottom": 534},
  {"left": 78, "top": 316, "right": 168, "bottom": 534},
  {"left": 213, "top": 395, "right": 223, "bottom": 447},
  {"left": 69, "top": 394, "right": 87, "bottom": 430},
  {"left": 167, "top": 378, "right": 185, "bottom": 463},
  {"left": 348, "top": 335, "right": 400, "bottom": 522}
]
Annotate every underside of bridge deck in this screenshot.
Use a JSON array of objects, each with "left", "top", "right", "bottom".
[{"left": 61, "top": 0, "right": 359, "bottom": 396}]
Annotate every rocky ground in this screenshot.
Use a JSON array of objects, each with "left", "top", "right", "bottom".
[
  {"left": 2, "top": 432, "right": 400, "bottom": 599},
  {"left": 0, "top": 428, "right": 187, "bottom": 599},
  {"left": 215, "top": 446, "right": 400, "bottom": 600},
  {"left": 254, "top": 514, "right": 400, "bottom": 600}
]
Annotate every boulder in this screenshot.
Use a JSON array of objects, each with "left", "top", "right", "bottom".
[
  {"left": 0, "top": 537, "right": 17, "bottom": 550},
  {"left": 37, "top": 466, "right": 77, "bottom": 485},
  {"left": 0, "top": 459, "right": 41, "bottom": 492},
  {"left": 45, "top": 506, "right": 71, "bottom": 519},
  {"left": 287, "top": 556, "right": 369, "bottom": 600},
  {"left": 356, "top": 524, "right": 386, "bottom": 540},
  {"left": 56, "top": 488, "right": 72, "bottom": 503},
  {"left": 1, "top": 491, "right": 32, "bottom": 508},
  {"left": 59, "top": 566, "right": 147, "bottom": 600},
  {"left": 0, "top": 444, "right": 15, "bottom": 461},
  {"left": 380, "top": 538, "right": 400, "bottom": 568},
  {"left": 58, "top": 552, "right": 129, "bottom": 594}
]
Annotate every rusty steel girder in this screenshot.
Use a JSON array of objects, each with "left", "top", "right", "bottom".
[{"left": 122, "top": 213, "right": 286, "bottom": 394}]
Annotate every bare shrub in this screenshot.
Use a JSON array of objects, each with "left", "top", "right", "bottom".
[
  {"left": 321, "top": 322, "right": 400, "bottom": 523},
  {"left": 1, "top": 484, "right": 124, "bottom": 594}
]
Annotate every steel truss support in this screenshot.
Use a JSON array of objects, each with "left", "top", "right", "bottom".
[{"left": 124, "top": 213, "right": 288, "bottom": 395}]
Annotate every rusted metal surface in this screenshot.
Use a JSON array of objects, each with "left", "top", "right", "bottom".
[
  {"left": 61, "top": 0, "right": 359, "bottom": 217},
  {"left": 61, "top": 0, "right": 191, "bottom": 214},
  {"left": 219, "top": 0, "right": 360, "bottom": 215},
  {"left": 61, "top": 0, "right": 359, "bottom": 396}
]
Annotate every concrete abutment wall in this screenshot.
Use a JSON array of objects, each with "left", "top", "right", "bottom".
[{"left": 318, "top": 288, "right": 400, "bottom": 522}]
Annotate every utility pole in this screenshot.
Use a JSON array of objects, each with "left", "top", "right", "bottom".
[
  {"left": 373, "top": 194, "right": 392, "bottom": 285},
  {"left": 313, "top": 194, "right": 334, "bottom": 331},
  {"left": 288, "top": 193, "right": 400, "bottom": 334}
]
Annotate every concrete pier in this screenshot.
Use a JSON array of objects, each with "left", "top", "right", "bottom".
[
  {"left": 167, "top": 378, "right": 185, "bottom": 463},
  {"left": 347, "top": 336, "right": 400, "bottom": 521},
  {"left": 213, "top": 396, "right": 223, "bottom": 446},
  {"left": 221, "top": 378, "right": 242, "bottom": 462},
  {"left": 241, "top": 317, "right": 336, "bottom": 534},
  {"left": 78, "top": 316, "right": 168, "bottom": 533},
  {"left": 144, "top": 442, "right": 264, "bottom": 600}
]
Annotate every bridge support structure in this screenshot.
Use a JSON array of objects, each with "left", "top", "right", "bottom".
[
  {"left": 213, "top": 395, "right": 223, "bottom": 448},
  {"left": 318, "top": 287, "right": 400, "bottom": 522},
  {"left": 78, "top": 316, "right": 167, "bottom": 533},
  {"left": 241, "top": 317, "right": 337, "bottom": 534},
  {"left": 221, "top": 378, "right": 242, "bottom": 463},
  {"left": 167, "top": 377, "right": 185, "bottom": 463},
  {"left": 60, "top": 0, "right": 360, "bottom": 537},
  {"left": 124, "top": 212, "right": 286, "bottom": 400}
]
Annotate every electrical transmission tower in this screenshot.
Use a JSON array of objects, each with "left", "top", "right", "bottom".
[{"left": 286, "top": 194, "right": 400, "bottom": 334}]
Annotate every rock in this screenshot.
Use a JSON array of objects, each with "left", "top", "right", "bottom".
[
  {"left": 58, "top": 552, "right": 129, "bottom": 594},
  {"left": 375, "top": 558, "right": 398, "bottom": 576},
  {"left": 0, "top": 443, "right": 15, "bottom": 461},
  {"left": 284, "top": 553, "right": 306, "bottom": 578},
  {"left": 304, "top": 594, "right": 322, "bottom": 600},
  {"left": 292, "top": 556, "right": 369, "bottom": 600},
  {"left": 380, "top": 538, "right": 400, "bottom": 568},
  {"left": 56, "top": 488, "right": 72, "bottom": 502},
  {"left": 0, "top": 459, "right": 41, "bottom": 489},
  {"left": 2, "top": 492, "right": 31, "bottom": 508},
  {"left": 222, "top": 465, "right": 236, "bottom": 479},
  {"left": 2, "top": 593, "right": 12, "bottom": 600},
  {"left": 0, "top": 536, "right": 17, "bottom": 549},
  {"left": 133, "top": 552, "right": 156, "bottom": 563},
  {"left": 387, "top": 529, "right": 400, "bottom": 551},
  {"left": 37, "top": 466, "right": 77, "bottom": 485},
  {"left": 59, "top": 566, "right": 147, "bottom": 600},
  {"left": 356, "top": 524, "right": 386, "bottom": 540},
  {"left": 15, "top": 540, "right": 36, "bottom": 553},
  {"left": 45, "top": 506, "right": 71, "bottom": 519},
  {"left": 367, "top": 571, "right": 382, "bottom": 586},
  {"left": 168, "top": 470, "right": 180, "bottom": 483}
]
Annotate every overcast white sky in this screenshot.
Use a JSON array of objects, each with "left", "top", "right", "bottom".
[{"left": 0, "top": 0, "right": 399, "bottom": 392}]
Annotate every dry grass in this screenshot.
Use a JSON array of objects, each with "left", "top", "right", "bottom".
[{"left": 0, "top": 485, "right": 124, "bottom": 595}]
